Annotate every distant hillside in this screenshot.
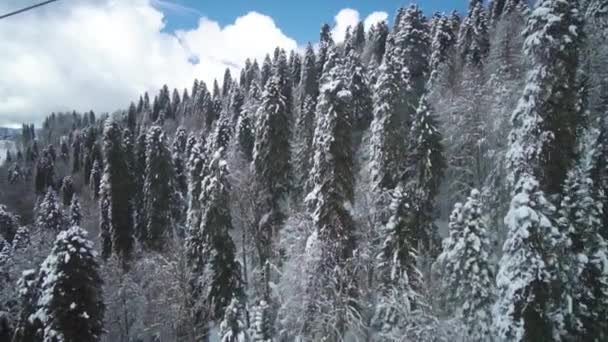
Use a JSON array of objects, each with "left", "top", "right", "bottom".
[{"left": 0, "top": 127, "right": 20, "bottom": 140}]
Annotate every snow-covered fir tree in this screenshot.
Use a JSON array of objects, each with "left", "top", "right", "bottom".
[
  {"left": 143, "top": 126, "right": 177, "bottom": 251},
  {"left": 494, "top": 175, "right": 565, "bottom": 341},
  {"left": 36, "top": 189, "right": 64, "bottom": 233},
  {"left": 199, "top": 149, "right": 243, "bottom": 320},
  {"left": 437, "top": 189, "right": 494, "bottom": 341},
  {"left": 60, "top": 176, "right": 74, "bottom": 206},
  {"left": 558, "top": 166, "right": 608, "bottom": 340},
  {"left": 459, "top": 0, "right": 490, "bottom": 67},
  {"left": 292, "top": 43, "right": 318, "bottom": 201},
  {"left": 252, "top": 69, "right": 291, "bottom": 267},
  {"left": 506, "top": 0, "right": 584, "bottom": 194},
  {"left": 33, "top": 226, "right": 104, "bottom": 342},
  {"left": 100, "top": 120, "right": 134, "bottom": 263},
  {"left": 69, "top": 195, "right": 82, "bottom": 226},
  {"left": 219, "top": 298, "right": 248, "bottom": 342},
  {"left": 302, "top": 46, "right": 357, "bottom": 340}
]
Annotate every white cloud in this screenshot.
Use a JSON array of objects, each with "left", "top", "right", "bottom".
[
  {"left": 331, "top": 9, "right": 389, "bottom": 43},
  {"left": 331, "top": 8, "right": 360, "bottom": 43},
  {"left": 177, "top": 12, "right": 297, "bottom": 86},
  {"left": 364, "top": 11, "right": 389, "bottom": 31},
  {"left": 0, "top": 0, "right": 296, "bottom": 126}
]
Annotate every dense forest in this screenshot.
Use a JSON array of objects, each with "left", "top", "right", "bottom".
[{"left": 1, "top": 0, "right": 608, "bottom": 341}]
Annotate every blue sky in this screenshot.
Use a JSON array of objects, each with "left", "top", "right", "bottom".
[{"left": 156, "top": 0, "right": 468, "bottom": 43}]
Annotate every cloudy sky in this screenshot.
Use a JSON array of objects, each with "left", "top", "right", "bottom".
[{"left": 0, "top": 0, "right": 465, "bottom": 127}]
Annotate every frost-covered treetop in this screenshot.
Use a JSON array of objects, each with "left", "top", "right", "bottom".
[{"left": 524, "top": 0, "right": 583, "bottom": 58}]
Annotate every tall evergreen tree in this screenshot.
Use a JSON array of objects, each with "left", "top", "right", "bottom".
[
  {"left": 439, "top": 190, "right": 494, "bottom": 341},
  {"left": 494, "top": 175, "right": 565, "bottom": 341},
  {"left": 458, "top": 0, "right": 490, "bottom": 67},
  {"left": 36, "top": 189, "right": 63, "bottom": 233},
  {"left": 236, "top": 82, "right": 260, "bottom": 162},
  {"left": 60, "top": 176, "right": 74, "bottom": 206},
  {"left": 252, "top": 72, "right": 291, "bottom": 266},
  {"left": 100, "top": 121, "right": 134, "bottom": 264},
  {"left": 428, "top": 13, "right": 457, "bottom": 88},
  {"left": 173, "top": 127, "right": 189, "bottom": 200},
  {"left": 347, "top": 49, "right": 373, "bottom": 138},
  {"left": 69, "top": 196, "right": 82, "bottom": 227},
  {"left": 302, "top": 47, "right": 356, "bottom": 340},
  {"left": 558, "top": 166, "right": 608, "bottom": 340},
  {"left": 260, "top": 54, "right": 272, "bottom": 88},
  {"left": 506, "top": 0, "right": 584, "bottom": 195},
  {"left": 134, "top": 132, "right": 147, "bottom": 241},
  {"left": 316, "top": 23, "right": 334, "bottom": 77},
  {"left": 201, "top": 150, "right": 243, "bottom": 320},
  {"left": 143, "top": 126, "right": 177, "bottom": 251},
  {"left": 35, "top": 149, "right": 54, "bottom": 194},
  {"left": 33, "top": 227, "right": 104, "bottom": 342},
  {"left": 89, "top": 158, "right": 101, "bottom": 200},
  {"left": 292, "top": 43, "right": 318, "bottom": 201}
]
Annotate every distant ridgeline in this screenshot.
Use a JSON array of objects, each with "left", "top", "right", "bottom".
[{"left": 1, "top": 1, "right": 608, "bottom": 342}]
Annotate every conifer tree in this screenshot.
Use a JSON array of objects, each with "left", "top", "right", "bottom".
[
  {"left": 363, "top": 20, "right": 388, "bottom": 66},
  {"left": 251, "top": 300, "right": 273, "bottom": 342},
  {"left": 490, "top": 0, "right": 508, "bottom": 24},
  {"left": 506, "top": 0, "right": 583, "bottom": 195},
  {"left": 89, "top": 159, "right": 101, "bottom": 199},
  {"left": 186, "top": 136, "right": 208, "bottom": 233},
  {"left": 173, "top": 127, "right": 188, "bottom": 199},
  {"left": 274, "top": 49, "right": 293, "bottom": 124},
  {"left": 127, "top": 102, "right": 137, "bottom": 133},
  {"left": 369, "top": 5, "right": 431, "bottom": 193},
  {"left": 245, "top": 58, "right": 261, "bottom": 92},
  {"left": 143, "top": 126, "right": 177, "bottom": 251},
  {"left": 37, "top": 189, "right": 64, "bottom": 233},
  {"left": 222, "top": 68, "right": 233, "bottom": 98},
  {"left": 219, "top": 298, "right": 248, "bottom": 342},
  {"left": 558, "top": 167, "right": 608, "bottom": 340},
  {"left": 100, "top": 121, "right": 134, "bottom": 263},
  {"left": 12, "top": 269, "right": 42, "bottom": 342},
  {"left": 459, "top": 0, "right": 490, "bottom": 67},
  {"left": 428, "top": 13, "right": 457, "bottom": 87},
  {"left": 260, "top": 54, "right": 272, "bottom": 88},
  {"left": 60, "top": 176, "right": 74, "bottom": 206},
  {"left": 445, "top": 190, "right": 494, "bottom": 341},
  {"left": 347, "top": 50, "right": 373, "bottom": 136},
  {"left": 289, "top": 50, "right": 302, "bottom": 87},
  {"left": 184, "top": 137, "right": 210, "bottom": 341},
  {"left": 292, "top": 44, "right": 318, "bottom": 201},
  {"left": 401, "top": 95, "right": 446, "bottom": 251},
  {"left": 172, "top": 88, "right": 181, "bottom": 120},
  {"left": 434, "top": 202, "right": 465, "bottom": 313},
  {"left": 303, "top": 48, "right": 356, "bottom": 339},
  {"left": 200, "top": 150, "right": 243, "bottom": 319},
  {"left": 0, "top": 204, "right": 19, "bottom": 243},
  {"left": 60, "top": 139, "right": 69, "bottom": 163},
  {"left": 71, "top": 137, "right": 81, "bottom": 173},
  {"left": 252, "top": 71, "right": 291, "bottom": 266},
  {"left": 316, "top": 23, "right": 334, "bottom": 76},
  {"left": 494, "top": 176, "right": 564, "bottom": 341},
  {"left": 35, "top": 149, "right": 54, "bottom": 194},
  {"left": 134, "top": 132, "right": 147, "bottom": 240},
  {"left": 393, "top": 5, "right": 432, "bottom": 111},
  {"left": 99, "top": 184, "right": 111, "bottom": 260},
  {"left": 33, "top": 227, "right": 104, "bottom": 342},
  {"left": 69, "top": 196, "right": 82, "bottom": 226},
  {"left": 236, "top": 82, "right": 260, "bottom": 162},
  {"left": 368, "top": 47, "right": 408, "bottom": 193}
]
